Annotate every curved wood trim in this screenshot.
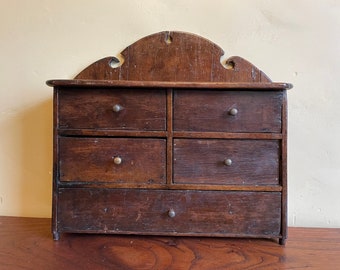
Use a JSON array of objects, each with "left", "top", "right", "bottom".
[{"left": 72, "top": 31, "right": 274, "bottom": 83}]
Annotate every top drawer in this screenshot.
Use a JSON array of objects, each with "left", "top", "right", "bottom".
[
  {"left": 173, "top": 90, "right": 283, "bottom": 133},
  {"left": 57, "top": 88, "right": 166, "bottom": 130}
]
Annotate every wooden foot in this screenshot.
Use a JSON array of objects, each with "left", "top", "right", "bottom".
[
  {"left": 279, "top": 237, "right": 286, "bottom": 245},
  {"left": 53, "top": 231, "right": 60, "bottom": 241}
]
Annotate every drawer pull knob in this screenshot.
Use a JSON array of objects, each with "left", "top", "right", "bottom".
[
  {"left": 229, "top": 108, "right": 238, "bottom": 116},
  {"left": 112, "top": 104, "right": 122, "bottom": 112},
  {"left": 224, "top": 158, "right": 232, "bottom": 166},
  {"left": 113, "top": 156, "right": 122, "bottom": 165},
  {"left": 168, "top": 209, "right": 176, "bottom": 218}
]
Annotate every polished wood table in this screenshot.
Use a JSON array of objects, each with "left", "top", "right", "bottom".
[{"left": 1, "top": 216, "right": 339, "bottom": 269}]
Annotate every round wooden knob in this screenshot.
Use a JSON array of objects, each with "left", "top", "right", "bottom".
[
  {"left": 112, "top": 104, "right": 122, "bottom": 112},
  {"left": 113, "top": 156, "right": 122, "bottom": 165},
  {"left": 224, "top": 159, "right": 232, "bottom": 166},
  {"left": 168, "top": 209, "right": 176, "bottom": 218},
  {"left": 229, "top": 108, "right": 238, "bottom": 116}
]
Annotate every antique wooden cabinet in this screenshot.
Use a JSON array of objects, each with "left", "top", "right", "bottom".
[{"left": 47, "top": 31, "right": 292, "bottom": 244}]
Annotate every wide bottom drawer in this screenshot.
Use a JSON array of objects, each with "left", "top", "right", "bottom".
[{"left": 56, "top": 188, "right": 281, "bottom": 237}]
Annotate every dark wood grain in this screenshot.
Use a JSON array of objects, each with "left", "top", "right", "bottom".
[
  {"left": 173, "top": 139, "right": 280, "bottom": 185},
  {"left": 48, "top": 32, "right": 292, "bottom": 244},
  {"left": 1, "top": 217, "right": 339, "bottom": 270},
  {"left": 73, "top": 31, "right": 272, "bottom": 83},
  {"left": 56, "top": 189, "right": 281, "bottom": 238},
  {"left": 173, "top": 131, "right": 283, "bottom": 139},
  {"left": 280, "top": 91, "right": 288, "bottom": 244},
  {"left": 58, "top": 88, "right": 166, "bottom": 130},
  {"left": 59, "top": 137, "right": 166, "bottom": 184},
  {"left": 166, "top": 88, "right": 174, "bottom": 186},
  {"left": 174, "top": 90, "right": 283, "bottom": 133},
  {"left": 47, "top": 79, "right": 293, "bottom": 89},
  {"left": 52, "top": 183, "right": 283, "bottom": 192}
]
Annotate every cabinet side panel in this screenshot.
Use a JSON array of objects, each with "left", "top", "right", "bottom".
[
  {"left": 52, "top": 88, "right": 59, "bottom": 240},
  {"left": 280, "top": 90, "right": 288, "bottom": 244}
]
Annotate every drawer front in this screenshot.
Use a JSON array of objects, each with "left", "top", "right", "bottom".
[
  {"left": 173, "top": 139, "right": 280, "bottom": 185},
  {"left": 57, "top": 188, "right": 281, "bottom": 236},
  {"left": 173, "top": 90, "right": 282, "bottom": 133},
  {"left": 58, "top": 88, "right": 166, "bottom": 130},
  {"left": 59, "top": 137, "right": 166, "bottom": 184}
]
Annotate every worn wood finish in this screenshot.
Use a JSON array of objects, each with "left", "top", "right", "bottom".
[
  {"left": 73, "top": 31, "right": 272, "bottom": 82},
  {"left": 58, "top": 88, "right": 166, "bottom": 130},
  {"left": 55, "top": 183, "right": 283, "bottom": 192},
  {"left": 48, "top": 79, "right": 292, "bottom": 89},
  {"left": 1, "top": 217, "right": 340, "bottom": 270},
  {"left": 59, "top": 137, "right": 166, "bottom": 184},
  {"left": 173, "top": 131, "right": 283, "bottom": 139},
  {"left": 57, "top": 189, "right": 281, "bottom": 237},
  {"left": 280, "top": 90, "right": 288, "bottom": 244},
  {"left": 173, "top": 139, "right": 280, "bottom": 185},
  {"left": 48, "top": 31, "right": 292, "bottom": 243},
  {"left": 174, "top": 90, "right": 283, "bottom": 133}
]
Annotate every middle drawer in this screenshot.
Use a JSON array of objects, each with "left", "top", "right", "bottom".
[
  {"left": 59, "top": 137, "right": 166, "bottom": 184},
  {"left": 173, "top": 139, "right": 280, "bottom": 185}
]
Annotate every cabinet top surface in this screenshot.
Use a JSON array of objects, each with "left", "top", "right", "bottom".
[
  {"left": 47, "top": 31, "right": 292, "bottom": 90},
  {"left": 47, "top": 79, "right": 292, "bottom": 90}
]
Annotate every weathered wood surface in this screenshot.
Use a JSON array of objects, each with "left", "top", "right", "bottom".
[
  {"left": 173, "top": 90, "right": 283, "bottom": 133},
  {"left": 173, "top": 139, "right": 280, "bottom": 185},
  {"left": 59, "top": 137, "right": 166, "bottom": 184},
  {"left": 48, "top": 32, "right": 292, "bottom": 244},
  {"left": 1, "top": 217, "right": 339, "bottom": 270},
  {"left": 56, "top": 189, "right": 281, "bottom": 237},
  {"left": 57, "top": 88, "right": 167, "bottom": 130},
  {"left": 47, "top": 31, "right": 293, "bottom": 88},
  {"left": 73, "top": 31, "right": 272, "bottom": 82},
  {"left": 47, "top": 79, "right": 292, "bottom": 89}
]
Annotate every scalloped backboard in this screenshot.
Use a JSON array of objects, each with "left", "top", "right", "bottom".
[{"left": 75, "top": 31, "right": 271, "bottom": 83}]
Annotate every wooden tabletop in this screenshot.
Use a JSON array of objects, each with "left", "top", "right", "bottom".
[{"left": 1, "top": 216, "right": 339, "bottom": 269}]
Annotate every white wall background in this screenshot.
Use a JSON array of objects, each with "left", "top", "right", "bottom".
[{"left": 1, "top": 0, "right": 339, "bottom": 227}]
